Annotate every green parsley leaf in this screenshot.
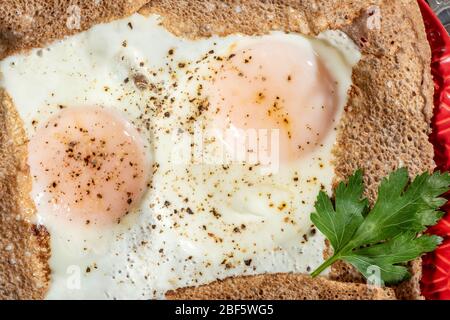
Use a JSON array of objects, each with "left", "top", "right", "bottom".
[
  {"left": 344, "top": 232, "right": 442, "bottom": 285},
  {"left": 311, "top": 170, "right": 368, "bottom": 252},
  {"left": 310, "top": 168, "right": 450, "bottom": 285}
]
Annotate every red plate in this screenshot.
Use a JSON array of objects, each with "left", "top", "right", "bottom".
[{"left": 418, "top": 0, "right": 450, "bottom": 300}]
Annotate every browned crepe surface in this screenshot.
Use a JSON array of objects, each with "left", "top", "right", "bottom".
[{"left": 166, "top": 273, "right": 396, "bottom": 300}]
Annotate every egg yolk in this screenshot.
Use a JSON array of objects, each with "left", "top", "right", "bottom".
[
  {"left": 205, "top": 37, "right": 338, "bottom": 164},
  {"left": 28, "top": 107, "right": 150, "bottom": 227}
]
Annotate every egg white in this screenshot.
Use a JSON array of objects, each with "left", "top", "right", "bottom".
[{"left": 0, "top": 14, "right": 360, "bottom": 299}]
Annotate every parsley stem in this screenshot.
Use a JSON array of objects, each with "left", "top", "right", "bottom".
[{"left": 310, "top": 255, "right": 341, "bottom": 278}]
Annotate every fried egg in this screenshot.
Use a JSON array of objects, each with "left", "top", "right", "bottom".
[{"left": 0, "top": 14, "right": 360, "bottom": 299}]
